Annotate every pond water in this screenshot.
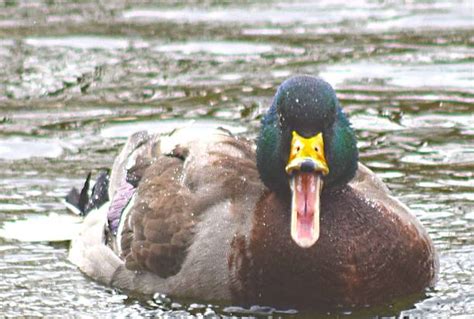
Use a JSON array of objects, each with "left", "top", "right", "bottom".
[{"left": 0, "top": 0, "right": 473, "bottom": 317}]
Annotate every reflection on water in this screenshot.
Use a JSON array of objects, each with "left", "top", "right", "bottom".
[
  {"left": 154, "top": 41, "right": 274, "bottom": 56},
  {"left": 0, "top": 137, "right": 64, "bottom": 160},
  {"left": 0, "top": 0, "right": 473, "bottom": 317},
  {"left": 100, "top": 118, "right": 247, "bottom": 138}
]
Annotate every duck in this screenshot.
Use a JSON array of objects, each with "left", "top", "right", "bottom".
[{"left": 67, "top": 75, "right": 438, "bottom": 308}]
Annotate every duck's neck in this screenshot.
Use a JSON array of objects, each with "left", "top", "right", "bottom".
[{"left": 256, "top": 103, "right": 289, "bottom": 195}]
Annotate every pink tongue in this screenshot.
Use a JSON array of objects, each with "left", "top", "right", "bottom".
[{"left": 295, "top": 172, "right": 316, "bottom": 240}]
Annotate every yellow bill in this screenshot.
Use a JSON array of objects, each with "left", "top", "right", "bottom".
[{"left": 285, "top": 131, "right": 329, "bottom": 248}]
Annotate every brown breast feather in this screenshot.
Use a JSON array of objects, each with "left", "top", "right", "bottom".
[{"left": 234, "top": 185, "right": 437, "bottom": 307}]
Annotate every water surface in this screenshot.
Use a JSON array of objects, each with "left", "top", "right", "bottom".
[{"left": 0, "top": 0, "right": 473, "bottom": 317}]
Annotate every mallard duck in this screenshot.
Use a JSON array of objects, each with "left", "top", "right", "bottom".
[{"left": 68, "top": 75, "right": 438, "bottom": 308}]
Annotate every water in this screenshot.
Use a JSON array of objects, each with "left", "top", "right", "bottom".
[{"left": 0, "top": 0, "right": 473, "bottom": 317}]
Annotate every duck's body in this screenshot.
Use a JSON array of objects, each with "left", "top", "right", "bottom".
[{"left": 69, "top": 76, "right": 437, "bottom": 308}]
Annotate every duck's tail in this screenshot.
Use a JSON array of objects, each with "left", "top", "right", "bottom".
[{"left": 65, "top": 170, "right": 110, "bottom": 216}]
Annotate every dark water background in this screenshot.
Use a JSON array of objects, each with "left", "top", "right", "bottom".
[{"left": 0, "top": 0, "right": 473, "bottom": 317}]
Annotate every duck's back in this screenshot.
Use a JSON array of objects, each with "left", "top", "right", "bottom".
[{"left": 70, "top": 129, "right": 265, "bottom": 299}]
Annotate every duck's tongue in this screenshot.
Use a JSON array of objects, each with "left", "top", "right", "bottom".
[{"left": 290, "top": 172, "right": 323, "bottom": 248}]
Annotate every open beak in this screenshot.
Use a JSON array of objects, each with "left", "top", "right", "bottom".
[{"left": 285, "top": 131, "right": 329, "bottom": 248}]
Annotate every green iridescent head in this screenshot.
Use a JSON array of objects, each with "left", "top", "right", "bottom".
[{"left": 256, "top": 75, "right": 359, "bottom": 247}]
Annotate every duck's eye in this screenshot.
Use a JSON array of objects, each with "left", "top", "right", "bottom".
[
  {"left": 314, "top": 146, "right": 319, "bottom": 152},
  {"left": 296, "top": 146, "right": 301, "bottom": 152}
]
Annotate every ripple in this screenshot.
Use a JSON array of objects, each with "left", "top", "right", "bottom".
[
  {"left": 401, "top": 143, "right": 474, "bottom": 166},
  {"left": 24, "top": 36, "right": 132, "bottom": 50},
  {"left": 465, "top": 212, "right": 474, "bottom": 220},
  {"left": 366, "top": 2, "right": 474, "bottom": 31},
  {"left": 320, "top": 61, "right": 474, "bottom": 89},
  {"left": 351, "top": 113, "right": 403, "bottom": 132},
  {"left": 122, "top": 7, "right": 356, "bottom": 25},
  {"left": 0, "top": 203, "right": 32, "bottom": 212},
  {"left": 100, "top": 118, "right": 247, "bottom": 139},
  {"left": 121, "top": 2, "right": 400, "bottom": 28},
  {"left": 3, "top": 42, "right": 123, "bottom": 99},
  {"left": 154, "top": 41, "right": 273, "bottom": 56},
  {"left": 242, "top": 28, "right": 284, "bottom": 36},
  {"left": 0, "top": 137, "right": 63, "bottom": 160},
  {"left": 0, "top": 39, "right": 15, "bottom": 47},
  {"left": 402, "top": 113, "right": 474, "bottom": 130},
  {"left": 0, "top": 213, "right": 81, "bottom": 242},
  {"left": 375, "top": 171, "right": 405, "bottom": 180}
]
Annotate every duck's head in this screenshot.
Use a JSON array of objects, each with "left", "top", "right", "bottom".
[{"left": 256, "top": 75, "right": 358, "bottom": 248}]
